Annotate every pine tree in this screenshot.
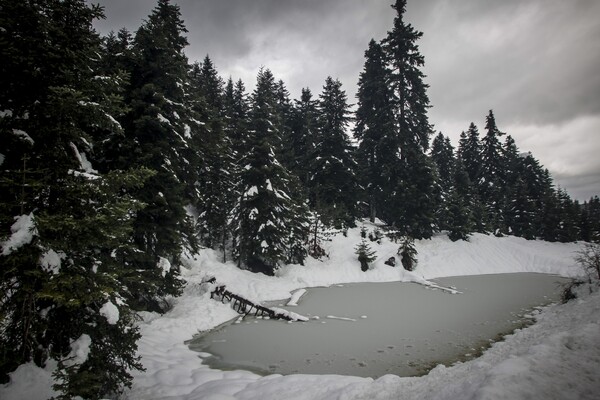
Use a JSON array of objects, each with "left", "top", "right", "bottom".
[
  {"left": 354, "top": 39, "right": 396, "bottom": 222},
  {"left": 230, "top": 68, "right": 308, "bottom": 275},
  {"left": 310, "top": 77, "right": 359, "bottom": 229},
  {"left": 446, "top": 160, "right": 474, "bottom": 241},
  {"left": 381, "top": 0, "right": 436, "bottom": 238}
]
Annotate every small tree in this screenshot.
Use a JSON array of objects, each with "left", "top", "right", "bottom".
[
  {"left": 576, "top": 243, "right": 600, "bottom": 282},
  {"left": 355, "top": 238, "right": 376, "bottom": 272},
  {"left": 398, "top": 237, "right": 418, "bottom": 271}
]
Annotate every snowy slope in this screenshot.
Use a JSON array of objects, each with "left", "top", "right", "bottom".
[{"left": 1, "top": 228, "right": 597, "bottom": 400}]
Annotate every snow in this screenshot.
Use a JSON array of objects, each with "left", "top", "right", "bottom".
[
  {"left": 39, "top": 249, "right": 65, "bottom": 275},
  {"left": 249, "top": 208, "right": 258, "bottom": 220},
  {"left": 0, "top": 153, "right": 4, "bottom": 166},
  {"left": 68, "top": 169, "right": 100, "bottom": 180},
  {"left": 12, "top": 129, "right": 34, "bottom": 145},
  {"left": 2, "top": 224, "right": 598, "bottom": 400},
  {"left": 1, "top": 213, "right": 37, "bottom": 255},
  {"left": 65, "top": 334, "right": 92, "bottom": 367},
  {"left": 69, "top": 142, "right": 97, "bottom": 173},
  {"left": 100, "top": 301, "right": 120, "bottom": 325},
  {"left": 157, "top": 113, "right": 171, "bottom": 125},
  {"left": 286, "top": 289, "right": 306, "bottom": 306},
  {"left": 0, "top": 360, "right": 58, "bottom": 400},
  {"left": 158, "top": 256, "right": 171, "bottom": 277},
  {"left": 244, "top": 186, "right": 258, "bottom": 198}
]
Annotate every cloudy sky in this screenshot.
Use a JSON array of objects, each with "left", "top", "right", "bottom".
[{"left": 91, "top": 0, "right": 600, "bottom": 201}]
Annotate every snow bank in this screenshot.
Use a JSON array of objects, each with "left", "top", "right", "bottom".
[{"left": 0, "top": 361, "right": 58, "bottom": 400}]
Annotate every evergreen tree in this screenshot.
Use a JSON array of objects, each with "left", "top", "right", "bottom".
[
  {"left": 398, "top": 236, "right": 418, "bottom": 271},
  {"left": 188, "top": 57, "right": 234, "bottom": 252},
  {"left": 580, "top": 196, "right": 600, "bottom": 242},
  {"left": 274, "top": 79, "right": 294, "bottom": 160},
  {"left": 354, "top": 39, "right": 396, "bottom": 222},
  {"left": 230, "top": 68, "right": 308, "bottom": 275},
  {"left": 310, "top": 77, "right": 359, "bottom": 229},
  {"left": 0, "top": 0, "right": 146, "bottom": 396},
  {"left": 479, "top": 110, "right": 506, "bottom": 234},
  {"left": 381, "top": 0, "right": 436, "bottom": 238},
  {"left": 223, "top": 78, "right": 250, "bottom": 159},
  {"left": 115, "top": 0, "right": 202, "bottom": 308},
  {"left": 430, "top": 132, "right": 455, "bottom": 231},
  {"left": 287, "top": 88, "right": 319, "bottom": 187},
  {"left": 457, "top": 123, "right": 482, "bottom": 186},
  {"left": 556, "top": 189, "right": 580, "bottom": 242},
  {"left": 446, "top": 160, "right": 474, "bottom": 241},
  {"left": 355, "top": 233, "right": 376, "bottom": 272}
]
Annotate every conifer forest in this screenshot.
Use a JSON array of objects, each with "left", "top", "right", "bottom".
[{"left": 1, "top": 0, "right": 599, "bottom": 398}]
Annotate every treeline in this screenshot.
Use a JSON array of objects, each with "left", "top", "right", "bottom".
[{"left": 0, "top": 0, "right": 598, "bottom": 398}]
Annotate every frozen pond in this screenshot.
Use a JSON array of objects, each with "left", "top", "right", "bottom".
[{"left": 189, "top": 273, "right": 569, "bottom": 378}]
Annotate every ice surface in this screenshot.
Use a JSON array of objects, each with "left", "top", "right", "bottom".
[{"left": 191, "top": 274, "right": 569, "bottom": 378}]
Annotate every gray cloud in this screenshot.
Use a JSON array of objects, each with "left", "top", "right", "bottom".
[{"left": 92, "top": 0, "right": 600, "bottom": 201}]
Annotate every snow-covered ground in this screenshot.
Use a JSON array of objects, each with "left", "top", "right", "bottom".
[{"left": 2, "top": 225, "right": 599, "bottom": 400}]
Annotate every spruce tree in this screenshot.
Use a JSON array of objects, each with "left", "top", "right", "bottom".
[
  {"left": 188, "top": 57, "right": 234, "bottom": 252},
  {"left": 230, "top": 68, "right": 308, "bottom": 275},
  {"left": 117, "top": 0, "right": 203, "bottom": 308},
  {"left": 446, "top": 159, "right": 474, "bottom": 241},
  {"left": 457, "top": 123, "right": 482, "bottom": 186},
  {"left": 311, "top": 77, "right": 359, "bottom": 229},
  {"left": 430, "top": 132, "right": 455, "bottom": 231},
  {"left": 0, "top": 0, "right": 146, "bottom": 396},
  {"left": 479, "top": 110, "right": 506, "bottom": 235},
  {"left": 288, "top": 88, "right": 319, "bottom": 188},
  {"left": 381, "top": 0, "right": 436, "bottom": 239},
  {"left": 354, "top": 39, "right": 396, "bottom": 222}
]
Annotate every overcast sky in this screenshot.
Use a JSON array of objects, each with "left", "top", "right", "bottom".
[{"left": 91, "top": 0, "right": 600, "bottom": 202}]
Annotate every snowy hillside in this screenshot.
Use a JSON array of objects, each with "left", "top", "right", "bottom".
[{"left": 2, "top": 227, "right": 598, "bottom": 400}]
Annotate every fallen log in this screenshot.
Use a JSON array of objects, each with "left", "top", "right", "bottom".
[{"left": 209, "top": 284, "right": 307, "bottom": 321}]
